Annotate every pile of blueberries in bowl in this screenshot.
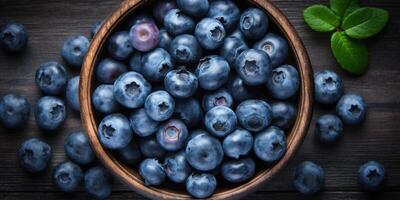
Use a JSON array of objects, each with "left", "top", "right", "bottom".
[
  {"left": 0, "top": 0, "right": 387, "bottom": 199},
  {"left": 91, "top": 0, "right": 302, "bottom": 198}
]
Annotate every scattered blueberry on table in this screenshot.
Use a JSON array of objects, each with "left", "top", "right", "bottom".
[
  {"left": 52, "top": 161, "right": 83, "bottom": 192},
  {"left": 358, "top": 161, "right": 386, "bottom": 191},
  {"left": 65, "top": 75, "right": 81, "bottom": 112},
  {"left": 61, "top": 35, "right": 89, "bottom": 68},
  {"left": 34, "top": 96, "right": 67, "bottom": 131},
  {"left": 0, "top": 22, "right": 28, "bottom": 52},
  {"left": 0, "top": 94, "right": 30, "bottom": 129},
  {"left": 35, "top": 61, "right": 68, "bottom": 95},
  {"left": 17, "top": 138, "right": 52, "bottom": 173},
  {"left": 84, "top": 166, "right": 113, "bottom": 199},
  {"left": 0, "top": 0, "right": 386, "bottom": 199},
  {"left": 64, "top": 131, "right": 96, "bottom": 165},
  {"left": 293, "top": 161, "right": 325, "bottom": 195}
]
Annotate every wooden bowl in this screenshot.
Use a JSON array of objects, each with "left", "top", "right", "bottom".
[{"left": 80, "top": 0, "right": 313, "bottom": 199}]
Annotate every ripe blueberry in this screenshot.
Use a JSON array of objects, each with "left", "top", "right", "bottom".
[
  {"left": 156, "top": 119, "right": 188, "bottom": 151},
  {"left": 35, "top": 96, "right": 66, "bottom": 131},
  {"left": 113, "top": 72, "right": 152, "bottom": 109},
  {"left": 17, "top": 138, "right": 52, "bottom": 173},
  {"left": 336, "top": 93, "right": 366, "bottom": 125},
  {"left": 205, "top": 106, "right": 237, "bottom": 137},
  {"left": 267, "top": 64, "right": 300, "bottom": 99},
  {"left": 254, "top": 126, "right": 286, "bottom": 163},
  {"left": 35, "top": 61, "right": 67, "bottom": 95},
  {"left": 236, "top": 99, "right": 272, "bottom": 132},
  {"left": 0, "top": 94, "right": 30, "bottom": 129},
  {"left": 98, "top": 113, "right": 133, "bottom": 150}
]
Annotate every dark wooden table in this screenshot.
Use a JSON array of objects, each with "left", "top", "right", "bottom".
[{"left": 0, "top": 0, "right": 399, "bottom": 199}]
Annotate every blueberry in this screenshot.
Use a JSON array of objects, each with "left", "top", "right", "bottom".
[
  {"left": 0, "top": 22, "right": 28, "bottom": 52},
  {"left": 64, "top": 131, "right": 95, "bottom": 165},
  {"left": 235, "top": 49, "right": 272, "bottom": 86},
  {"left": 66, "top": 76, "right": 80, "bottom": 112},
  {"left": 267, "top": 64, "right": 300, "bottom": 99},
  {"left": 314, "top": 70, "right": 343, "bottom": 104},
  {"left": 169, "top": 34, "right": 202, "bottom": 64},
  {"left": 271, "top": 101, "right": 297, "bottom": 129},
  {"left": 164, "top": 9, "right": 195, "bottom": 36},
  {"left": 164, "top": 151, "right": 192, "bottom": 183},
  {"left": 202, "top": 89, "right": 233, "bottom": 111},
  {"left": 186, "top": 173, "right": 217, "bottom": 198},
  {"left": 35, "top": 96, "right": 66, "bottom": 131},
  {"left": 223, "top": 128, "right": 253, "bottom": 159},
  {"left": 153, "top": 0, "right": 177, "bottom": 23},
  {"left": 142, "top": 48, "right": 174, "bottom": 82},
  {"left": 236, "top": 99, "right": 272, "bottom": 132},
  {"left": 84, "top": 166, "right": 112, "bottom": 200},
  {"left": 186, "top": 133, "right": 224, "bottom": 171},
  {"left": 139, "top": 136, "right": 166, "bottom": 158},
  {"left": 52, "top": 161, "right": 83, "bottom": 192},
  {"left": 254, "top": 33, "right": 289, "bottom": 67},
  {"left": 207, "top": 0, "right": 240, "bottom": 32},
  {"left": 177, "top": 0, "right": 209, "bottom": 18},
  {"left": 195, "top": 18, "right": 226, "bottom": 50},
  {"left": 130, "top": 22, "right": 160, "bottom": 52},
  {"left": 92, "top": 84, "right": 120, "bottom": 114},
  {"left": 315, "top": 114, "right": 343, "bottom": 143},
  {"left": 221, "top": 157, "right": 255, "bottom": 183},
  {"left": 336, "top": 93, "right": 366, "bottom": 125},
  {"left": 174, "top": 98, "right": 203, "bottom": 128},
  {"left": 17, "top": 138, "right": 52, "bottom": 173},
  {"left": 118, "top": 140, "right": 141, "bottom": 165},
  {"left": 196, "top": 55, "right": 230, "bottom": 90},
  {"left": 293, "top": 161, "right": 325, "bottom": 195},
  {"left": 0, "top": 94, "right": 30, "bottom": 129},
  {"left": 205, "top": 106, "right": 237, "bottom": 137},
  {"left": 158, "top": 28, "right": 172, "bottom": 49},
  {"left": 98, "top": 113, "right": 133, "bottom": 149},
  {"left": 165, "top": 69, "right": 198, "bottom": 98},
  {"left": 35, "top": 62, "right": 67, "bottom": 95},
  {"left": 107, "top": 31, "right": 134, "bottom": 60},
  {"left": 96, "top": 58, "right": 128, "bottom": 84},
  {"left": 139, "top": 158, "right": 166, "bottom": 186},
  {"left": 358, "top": 161, "right": 386, "bottom": 191},
  {"left": 226, "top": 75, "right": 253, "bottom": 102},
  {"left": 90, "top": 21, "right": 102, "bottom": 38},
  {"left": 240, "top": 8, "right": 269, "bottom": 40},
  {"left": 113, "top": 72, "right": 152, "bottom": 109},
  {"left": 145, "top": 90, "right": 175, "bottom": 122},
  {"left": 61, "top": 35, "right": 89, "bottom": 68},
  {"left": 129, "top": 108, "right": 159, "bottom": 137},
  {"left": 157, "top": 119, "right": 188, "bottom": 151},
  {"left": 129, "top": 52, "right": 142, "bottom": 72},
  {"left": 254, "top": 126, "right": 286, "bottom": 163},
  {"left": 220, "top": 36, "right": 248, "bottom": 65}
]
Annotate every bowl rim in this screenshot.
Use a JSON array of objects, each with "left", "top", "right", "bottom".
[{"left": 80, "top": 0, "right": 314, "bottom": 199}]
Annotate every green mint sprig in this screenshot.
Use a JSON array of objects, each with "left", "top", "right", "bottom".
[{"left": 303, "top": 0, "right": 389, "bottom": 75}]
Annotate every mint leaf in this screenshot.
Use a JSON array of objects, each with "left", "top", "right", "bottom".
[
  {"left": 343, "top": 7, "right": 389, "bottom": 39},
  {"left": 331, "top": 32, "right": 368, "bottom": 74},
  {"left": 303, "top": 5, "right": 340, "bottom": 32},
  {"left": 330, "top": 0, "right": 360, "bottom": 18}
]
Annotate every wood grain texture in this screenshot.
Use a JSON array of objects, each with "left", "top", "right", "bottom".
[{"left": 0, "top": 0, "right": 399, "bottom": 200}]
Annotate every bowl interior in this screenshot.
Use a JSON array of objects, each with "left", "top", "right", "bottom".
[{"left": 80, "top": 0, "right": 313, "bottom": 199}]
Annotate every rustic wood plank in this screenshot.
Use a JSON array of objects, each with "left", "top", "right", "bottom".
[{"left": 0, "top": 0, "right": 399, "bottom": 199}]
